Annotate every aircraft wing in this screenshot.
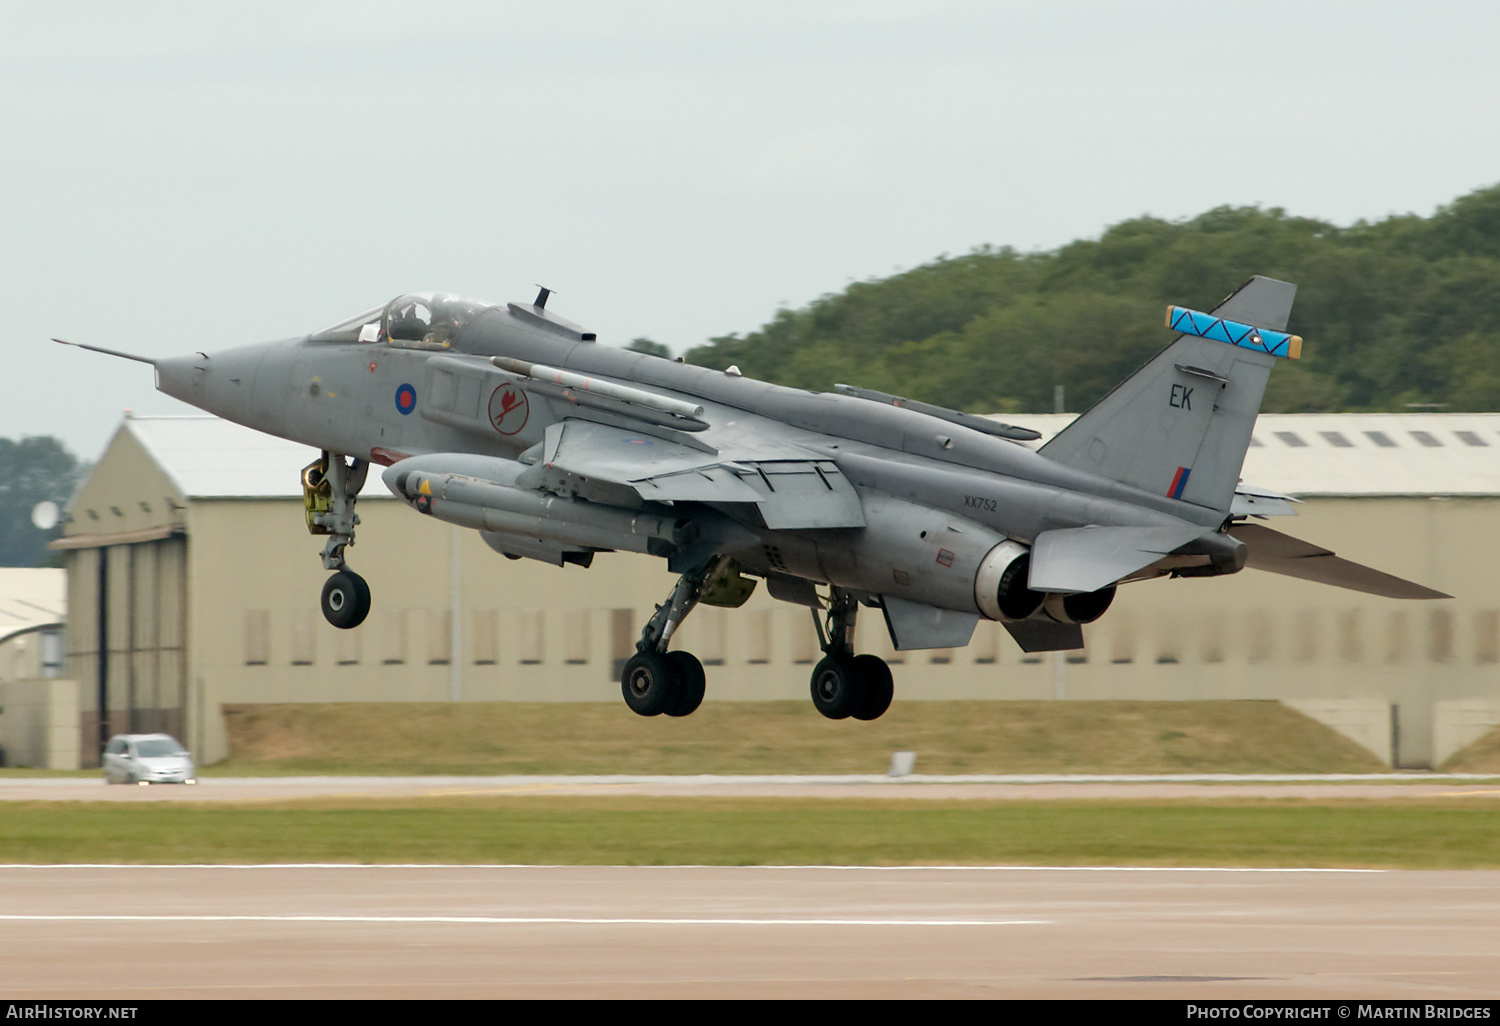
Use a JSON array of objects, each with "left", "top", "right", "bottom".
[
  {"left": 1228, "top": 523, "right": 1450, "bottom": 599},
  {"left": 538, "top": 419, "right": 867, "bottom": 528}
]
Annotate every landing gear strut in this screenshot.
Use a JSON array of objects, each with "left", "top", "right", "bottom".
[
  {"left": 808, "top": 589, "right": 893, "bottom": 721},
  {"left": 620, "top": 558, "right": 724, "bottom": 717},
  {"left": 304, "top": 452, "right": 372, "bottom": 629}
]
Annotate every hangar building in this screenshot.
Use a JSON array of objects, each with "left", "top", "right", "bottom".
[{"left": 51, "top": 412, "right": 1500, "bottom": 768}]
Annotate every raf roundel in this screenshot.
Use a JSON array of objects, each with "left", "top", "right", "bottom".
[{"left": 394, "top": 384, "right": 417, "bottom": 415}]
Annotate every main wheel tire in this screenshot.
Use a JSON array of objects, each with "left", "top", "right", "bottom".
[
  {"left": 321, "top": 570, "right": 371, "bottom": 629},
  {"left": 851, "top": 654, "right": 894, "bottom": 721},
  {"left": 621, "top": 651, "right": 681, "bottom": 717},
  {"left": 810, "top": 654, "right": 867, "bottom": 720},
  {"left": 664, "top": 651, "right": 706, "bottom": 717}
]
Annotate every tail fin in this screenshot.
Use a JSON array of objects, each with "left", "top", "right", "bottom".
[{"left": 1039, "top": 276, "right": 1298, "bottom": 515}]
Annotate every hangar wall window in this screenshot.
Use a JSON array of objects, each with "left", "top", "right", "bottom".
[
  {"left": 1274, "top": 431, "right": 1307, "bottom": 448},
  {"left": 1475, "top": 611, "right": 1499, "bottom": 664},
  {"left": 789, "top": 611, "right": 817, "bottom": 665},
  {"left": 290, "top": 615, "right": 315, "bottom": 666},
  {"left": 1384, "top": 611, "right": 1409, "bottom": 663},
  {"left": 1246, "top": 610, "right": 1272, "bottom": 664},
  {"left": 1365, "top": 431, "right": 1396, "bottom": 448},
  {"left": 518, "top": 610, "right": 545, "bottom": 664},
  {"left": 472, "top": 611, "right": 498, "bottom": 665},
  {"left": 1294, "top": 610, "right": 1321, "bottom": 663},
  {"left": 382, "top": 611, "right": 407, "bottom": 665},
  {"left": 693, "top": 607, "right": 727, "bottom": 666},
  {"left": 1409, "top": 431, "right": 1442, "bottom": 448},
  {"left": 337, "top": 628, "right": 360, "bottom": 666},
  {"left": 244, "top": 611, "right": 269, "bottom": 666},
  {"left": 971, "top": 622, "right": 998, "bottom": 665},
  {"left": 427, "top": 610, "right": 451, "bottom": 665},
  {"left": 929, "top": 648, "right": 953, "bottom": 665},
  {"left": 1456, "top": 431, "right": 1488, "bottom": 447},
  {"left": 1427, "top": 609, "right": 1454, "bottom": 662},
  {"left": 610, "top": 609, "right": 634, "bottom": 679},
  {"left": 1337, "top": 609, "right": 1362, "bottom": 663},
  {"left": 745, "top": 610, "right": 771, "bottom": 664},
  {"left": 1108, "top": 612, "right": 1134, "bottom": 664},
  {"left": 41, "top": 629, "right": 63, "bottom": 678},
  {"left": 564, "top": 610, "right": 590, "bottom": 665},
  {"left": 1198, "top": 615, "right": 1225, "bottom": 664},
  {"left": 1319, "top": 431, "right": 1352, "bottom": 447}
]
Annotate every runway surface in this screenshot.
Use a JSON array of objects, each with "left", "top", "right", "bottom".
[
  {"left": 5, "top": 773, "right": 1500, "bottom": 802},
  {"left": 2, "top": 864, "right": 1498, "bottom": 999}
]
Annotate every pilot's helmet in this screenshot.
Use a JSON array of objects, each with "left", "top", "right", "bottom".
[{"left": 385, "top": 295, "right": 435, "bottom": 342}]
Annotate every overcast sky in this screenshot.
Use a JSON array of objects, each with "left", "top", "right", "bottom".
[{"left": 6, "top": 0, "right": 1500, "bottom": 460}]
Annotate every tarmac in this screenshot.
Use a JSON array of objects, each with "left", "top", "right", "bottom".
[
  {"left": 3, "top": 774, "right": 1497, "bottom": 999},
  {"left": 2, "top": 863, "right": 1497, "bottom": 999}
]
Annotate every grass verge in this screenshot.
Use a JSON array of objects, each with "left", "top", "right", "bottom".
[
  {"left": 218, "top": 700, "right": 1387, "bottom": 776},
  {"left": 4, "top": 796, "right": 1499, "bottom": 868}
]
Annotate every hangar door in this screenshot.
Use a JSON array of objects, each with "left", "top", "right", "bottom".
[{"left": 64, "top": 535, "right": 187, "bottom": 766}]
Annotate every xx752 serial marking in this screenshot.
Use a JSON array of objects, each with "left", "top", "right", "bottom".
[{"left": 964, "top": 495, "right": 998, "bottom": 512}]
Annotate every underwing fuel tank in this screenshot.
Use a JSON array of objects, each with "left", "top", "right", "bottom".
[{"left": 381, "top": 454, "right": 698, "bottom": 558}]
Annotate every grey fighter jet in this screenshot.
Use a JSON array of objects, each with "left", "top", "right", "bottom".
[{"left": 58, "top": 277, "right": 1447, "bottom": 721}]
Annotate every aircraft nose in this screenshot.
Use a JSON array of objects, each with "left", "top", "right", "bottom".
[
  {"left": 154, "top": 343, "right": 268, "bottom": 421},
  {"left": 153, "top": 353, "right": 208, "bottom": 405}
]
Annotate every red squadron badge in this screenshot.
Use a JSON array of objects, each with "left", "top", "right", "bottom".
[{"left": 488, "top": 382, "right": 530, "bottom": 435}]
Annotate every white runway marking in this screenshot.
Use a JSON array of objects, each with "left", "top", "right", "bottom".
[{"left": 0, "top": 914, "right": 1048, "bottom": 927}]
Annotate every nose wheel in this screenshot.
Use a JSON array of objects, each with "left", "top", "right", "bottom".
[{"left": 321, "top": 569, "right": 371, "bottom": 629}]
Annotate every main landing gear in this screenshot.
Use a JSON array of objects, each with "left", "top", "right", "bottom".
[
  {"left": 304, "top": 452, "right": 372, "bottom": 629},
  {"left": 619, "top": 567, "right": 895, "bottom": 723},
  {"left": 808, "top": 588, "right": 893, "bottom": 721}
]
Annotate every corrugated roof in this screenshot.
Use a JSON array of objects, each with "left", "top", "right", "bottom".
[
  {"left": 995, "top": 413, "right": 1500, "bottom": 497},
  {"left": 124, "top": 416, "right": 385, "bottom": 499},
  {"left": 0, "top": 568, "right": 65, "bottom": 643},
  {"left": 117, "top": 411, "right": 1500, "bottom": 500}
]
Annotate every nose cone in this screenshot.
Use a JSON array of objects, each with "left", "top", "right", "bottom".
[{"left": 154, "top": 343, "right": 269, "bottom": 422}]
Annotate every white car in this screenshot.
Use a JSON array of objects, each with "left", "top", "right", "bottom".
[{"left": 102, "top": 734, "right": 196, "bottom": 785}]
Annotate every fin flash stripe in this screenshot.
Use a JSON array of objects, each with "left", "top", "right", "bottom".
[
  {"left": 1166, "top": 306, "right": 1302, "bottom": 360},
  {"left": 1168, "top": 466, "right": 1192, "bottom": 500}
]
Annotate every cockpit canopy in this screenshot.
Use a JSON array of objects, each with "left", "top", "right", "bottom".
[{"left": 308, "top": 293, "right": 494, "bottom": 349}]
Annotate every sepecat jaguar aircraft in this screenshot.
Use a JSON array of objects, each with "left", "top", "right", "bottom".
[{"left": 57, "top": 276, "right": 1447, "bottom": 721}]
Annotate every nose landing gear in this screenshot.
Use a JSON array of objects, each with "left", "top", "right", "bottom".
[{"left": 304, "top": 452, "right": 372, "bottom": 629}]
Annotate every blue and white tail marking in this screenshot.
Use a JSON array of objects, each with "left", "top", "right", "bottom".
[{"left": 1166, "top": 306, "right": 1302, "bottom": 360}]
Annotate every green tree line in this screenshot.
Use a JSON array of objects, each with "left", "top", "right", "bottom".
[
  {"left": 685, "top": 182, "right": 1500, "bottom": 415},
  {"left": 0, "top": 437, "right": 84, "bottom": 567}
]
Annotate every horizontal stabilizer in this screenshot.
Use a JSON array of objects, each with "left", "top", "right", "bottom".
[
  {"left": 1003, "top": 619, "right": 1084, "bottom": 653},
  {"left": 1229, "top": 523, "right": 1450, "bottom": 600},
  {"left": 1029, "top": 524, "right": 1205, "bottom": 594},
  {"left": 1231, "top": 483, "right": 1300, "bottom": 517}
]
